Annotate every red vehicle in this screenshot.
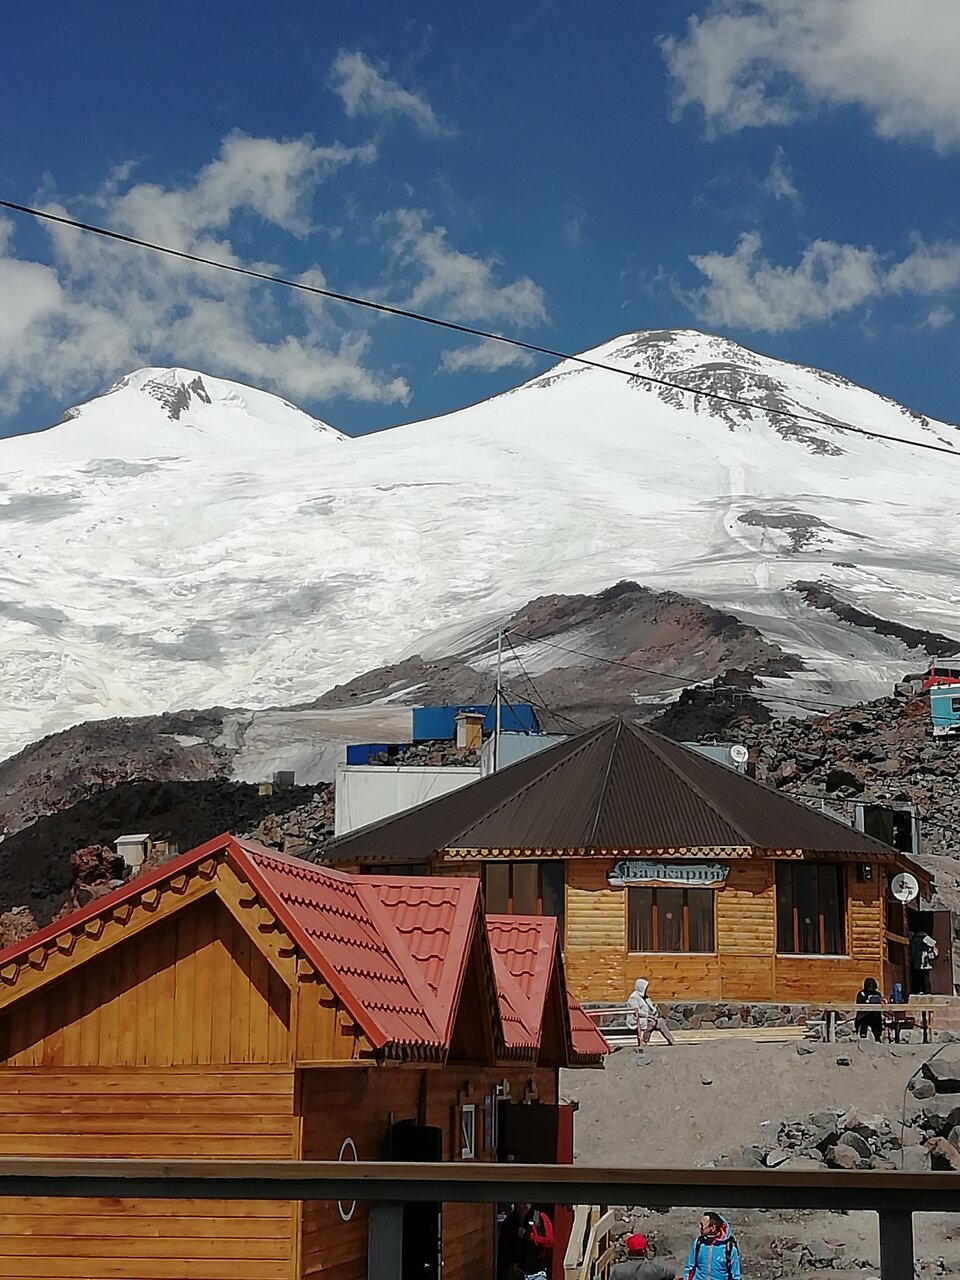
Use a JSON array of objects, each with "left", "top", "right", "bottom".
[{"left": 919, "top": 663, "right": 960, "bottom": 694}]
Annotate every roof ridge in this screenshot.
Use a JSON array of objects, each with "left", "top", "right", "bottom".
[
  {"left": 628, "top": 724, "right": 763, "bottom": 845},
  {"left": 588, "top": 717, "right": 624, "bottom": 845},
  {"left": 326, "top": 721, "right": 611, "bottom": 853},
  {"left": 454, "top": 721, "right": 615, "bottom": 842},
  {"left": 233, "top": 843, "right": 395, "bottom": 1050}
]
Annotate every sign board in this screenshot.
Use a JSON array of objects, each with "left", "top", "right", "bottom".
[{"left": 607, "top": 859, "right": 729, "bottom": 888}]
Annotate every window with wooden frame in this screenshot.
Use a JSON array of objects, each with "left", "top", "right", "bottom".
[
  {"left": 459, "top": 1103, "right": 476, "bottom": 1160},
  {"left": 481, "top": 862, "right": 565, "bottom": 930},
  {"left": 627, "top": 886, "right": 716, "bottom": 953},
  {"left": 775, "top": 862, "right": 846, "bottom": 955}
]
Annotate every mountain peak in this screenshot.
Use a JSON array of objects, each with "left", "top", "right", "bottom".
[{"left": 11, "top": 366, "right": 347, "bottom": 462}]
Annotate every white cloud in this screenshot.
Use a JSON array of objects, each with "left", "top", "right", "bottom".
[
  {"left": 888, "top": 239, "right": 960, "bottom": 294},
  {"left": 330, "top": 50, "right": 446, "bottom": 136},
  {"left": 688, "top": 230, "right": 960, "bottom": 331},
  {"left": 386, "top": 209, "right": 548, "bottom": 330},
  {"left": 690, "top": 232, "right": 881, "bottom": 330},
  {"left": 922, "top": 304, "right": 955, "bottom": 330},
  {"left": 762, "top": 147, "right": 799, "bottom": 204},
  {"left": 662, "top": 0, "right": 960, "bottom": 151},
  {"left": 439, "top": 338, "right": 535, "bottom": 374},
  {"left": 0, "top": 134, "right": 411, "bottom": 419}
]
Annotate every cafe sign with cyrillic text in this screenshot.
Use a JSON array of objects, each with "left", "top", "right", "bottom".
[{"left": 607, "top": 859, "right": 729, "bottom": 888}]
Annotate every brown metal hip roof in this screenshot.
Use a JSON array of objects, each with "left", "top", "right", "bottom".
[{"left": 325, "top": 717, "right": 916, "bottom": 869}]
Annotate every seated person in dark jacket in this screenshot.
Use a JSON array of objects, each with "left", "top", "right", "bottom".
[
  {"left": 855, "top": 976, "right": 884, "bottom": 1042},
  {"left": 611, "top": 1232, "right": 676, "bottom": 1280}
]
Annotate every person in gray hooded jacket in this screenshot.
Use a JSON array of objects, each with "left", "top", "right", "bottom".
[{"left": 626, "top": 978, "right": 676, "bottom": 1045}]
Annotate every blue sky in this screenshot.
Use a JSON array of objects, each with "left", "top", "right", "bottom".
[{"left": 1, "top": 0, "right": 959, "bottom": 437}]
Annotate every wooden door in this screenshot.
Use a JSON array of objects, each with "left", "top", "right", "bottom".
[{"left": 930, "top": 911, "right": 955, "bottom": 995}]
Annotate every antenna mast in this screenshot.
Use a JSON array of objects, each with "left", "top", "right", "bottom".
[{"left": 494, "top": 628, "right": 503, "bottom": 772}]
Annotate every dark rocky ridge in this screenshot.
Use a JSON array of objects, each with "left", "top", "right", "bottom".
[{"left": 794, "top": 580, "right": 960, "bottom": 657}]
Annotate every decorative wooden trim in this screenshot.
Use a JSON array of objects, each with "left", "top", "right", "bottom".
[
  {"left": 440, "top": 845, "right": 755, "bottom": 861},
  {"left": 0, "top": 868, "right": 220, "bottom": 1010}
]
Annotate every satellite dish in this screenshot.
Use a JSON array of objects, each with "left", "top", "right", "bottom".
[
  {"left": 891, "top": 872, "right": 920, "bottom": 903},
  {"left": 730, "top": 745, "right": 749, "bottom": 764}
]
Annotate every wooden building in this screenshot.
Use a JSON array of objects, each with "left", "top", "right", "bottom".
[
  {"left": 0, "top": 834, "right": 605, "bottom": 1280},
  {"left": 326, "top": 718, "right": 935, "bottom": 1004}
]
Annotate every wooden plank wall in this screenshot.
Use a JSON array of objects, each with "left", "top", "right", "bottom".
[
  {"left": 299, "top": 1065, "right": 556, "bottom": 1280},
  {"left": 0, "top": 1067, "right": 298, "bottom": 1280},
  {"left": 717, "top": 862, "right": 775, "bottom": 1001},
  {"left": 564, "top": 858, "right": 885, "bottom": 1005},
  {"left": 0, "top": 897, "right": 290, "bottom": 1069},
  {"left": 563, "top": 861, "right": 626, "bottom": 1000}
]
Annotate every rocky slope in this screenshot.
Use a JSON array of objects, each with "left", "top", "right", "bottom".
[{"left": 0, "top": 580, "right": 798, "bottom": 839}]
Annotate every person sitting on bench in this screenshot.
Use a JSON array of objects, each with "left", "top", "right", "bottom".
[{"left": 854, "top": 976, "right": 884, "bottom": 1042}]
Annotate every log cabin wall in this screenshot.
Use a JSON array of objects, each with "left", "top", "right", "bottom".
[
  {"left": 563, "top": 856, "right": 886, "bottom": 1005},
  {"left": 563, "top": 860, "right": 627, "bottom": 1001},
  {"left": 0, "top": 897, "right": 290, "bottom": 1069},
  {"left": 0, "top": 892, "right": 300, "bottom": 1280},
  {"left": 299, "top": 1065, "right": 557, "bottom": 1280},
  {"left": 0, "top": 1067, "right": 299, "bottom": 1280}
]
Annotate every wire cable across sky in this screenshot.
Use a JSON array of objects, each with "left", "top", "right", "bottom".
[{"left": 2, "top": 196, "right": 959, "bottom": 459}]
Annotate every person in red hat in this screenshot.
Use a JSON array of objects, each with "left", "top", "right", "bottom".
[{"left": 611, "top": 1231, "right": 677, "bottom": 1280}]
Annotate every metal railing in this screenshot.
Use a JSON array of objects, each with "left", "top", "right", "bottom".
[{"left": 0, "top": 1158, "right": 954, "bottom": 1279}]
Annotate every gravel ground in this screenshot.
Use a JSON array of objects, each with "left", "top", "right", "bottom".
[{"left": 562, "top": 1038, "right": 958, "bottom": 1277}]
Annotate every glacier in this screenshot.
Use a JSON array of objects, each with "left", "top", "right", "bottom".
[{"left": 1, "top": 328, "right": 958, "bottom": 761}]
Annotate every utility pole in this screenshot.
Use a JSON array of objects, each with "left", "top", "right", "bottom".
[{"left": 494, "top": 628, "right": 503, "bottom": 772}]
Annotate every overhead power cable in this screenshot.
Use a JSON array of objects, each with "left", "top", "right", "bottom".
[
  {"left": 2, "top": 196, "right": 959, "bottom": 460},
  {"left": 501, "top": 633, "right": 586, "bottom": 731},
  {"left": 504, "top": 627, "right": 868, "bottom": 715}
]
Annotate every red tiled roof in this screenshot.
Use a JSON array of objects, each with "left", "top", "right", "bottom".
[
  {"left": 0, "top": 833, "right": 606, "bottom": 1066},
  {"left": 567, "top": 993, "right": 612, "bottom": 1065},
  {"left": 485, "top": 916, "right": 558, "bottom": 1053},
  {"left": 235, "top": 840, "right": 446, "bottom": 1052}
]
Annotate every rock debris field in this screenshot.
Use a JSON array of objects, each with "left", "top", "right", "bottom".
[{"left": 563, "top": 1038, "right": 960, "bottom": 1277}]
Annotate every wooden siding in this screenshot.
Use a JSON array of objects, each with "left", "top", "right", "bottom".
[
  {"left": 0, "top": 897, "right": 290, "bottom": 1069},
  {"left": 299, "top": 1065, "right": 556, "bottom": 1280},
  {"left": 0, "top": 1067, "right": 297, "bottom": 1280},
  {"left": 718, "top": 862, "right": 775, "bottom": 1000},
  {"left": 564, "top": 860, "right": 626, "bottom": 1000},
  {"left": 562, "top": 856, "right": 887, "bottom": 1005}
]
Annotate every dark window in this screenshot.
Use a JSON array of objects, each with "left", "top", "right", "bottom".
[
  {"left": 952, "top": 697, "right": 960, "bottom": 713},
  {"left": 776, "top": 863, "right": 846, "bottom": 954},
  {"left": 481, "top": 863, "right": 565, "bottom": 935},
  {"left": 627, "top": 887, "right": 716, "bottom": 953}
]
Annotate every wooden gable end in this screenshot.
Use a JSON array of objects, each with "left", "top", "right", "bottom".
[
  {"left": 538, "top": 958, "right": 570, "bottom": 1068},
  {"left": 0, "top": 895, "right": 292, "bottom": 1069},
  {"left": 448, "top": 919, "right": 501, "bottom": 1066}
]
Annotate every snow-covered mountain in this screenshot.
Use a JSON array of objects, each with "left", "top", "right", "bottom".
[{"left": 2, "top": 330, "right": 959, "bottom": 761}]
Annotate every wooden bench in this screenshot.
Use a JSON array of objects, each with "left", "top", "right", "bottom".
[{"left": 820, "top": 1002, "right": 935, "bottom": 1045}]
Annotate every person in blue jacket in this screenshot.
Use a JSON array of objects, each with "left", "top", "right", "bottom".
[{"left": 683, "top": 1212, "right": 741, "bottom": 1280}]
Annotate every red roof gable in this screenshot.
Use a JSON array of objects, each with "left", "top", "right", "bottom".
[
  {"left": 486, "top": 916, "right": 558, "bottom": 1053},
  {"left": 0, "top": 833, "right": 607, "bottom": 1066}
]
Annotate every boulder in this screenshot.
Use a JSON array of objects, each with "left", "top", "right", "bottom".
[
  {"left": 921, "top": 1053, "right": 960, "bottom": 1094},
  {"left": 827, "top": 1142, "right": 861, "bottom": 1170},
  {"left": 837, "top": 1131, "right": 872, "bottom": 1160},
  {"left": 919, "top": 1102, "right": 960, "bottom": 1136},
  {"left": 804, "top": 1237, "right": 842, "bottom": 1268},
  {"left": 902, "top": 1144, "right": 931, "bottom": 1172},
  {"left": 778, "top": 1155, "right": 825, "bottom": 1171},
  {"left": 909, "top": 1077, "right": 937, "bottom": 1101}
]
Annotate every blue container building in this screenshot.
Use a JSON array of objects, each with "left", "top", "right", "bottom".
[{"left": 411, "top": 703, "right": 540, "bottom": 742}]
